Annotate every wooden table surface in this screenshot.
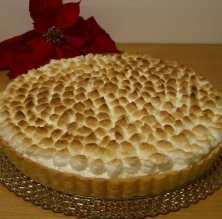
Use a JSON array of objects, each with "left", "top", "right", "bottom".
[{"left": 0, "top": 43, "right": 222, "bottom": 219}]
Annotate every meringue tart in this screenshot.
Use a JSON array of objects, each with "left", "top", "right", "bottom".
[{"left": 1, "top": 53, "right": 222, "bottom": 199}]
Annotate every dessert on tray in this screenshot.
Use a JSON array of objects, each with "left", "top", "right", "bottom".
[{"left": 0, "top": 53, "right": 222, "bottom": 198}]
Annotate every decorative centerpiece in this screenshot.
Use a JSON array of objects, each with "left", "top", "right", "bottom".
[{"left": 0, "top": 0, "right": 118, "bottom": 78}]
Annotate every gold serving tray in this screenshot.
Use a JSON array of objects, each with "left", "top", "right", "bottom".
[{"left": 0, "top": 148, "right": 222, "bottom": 219}]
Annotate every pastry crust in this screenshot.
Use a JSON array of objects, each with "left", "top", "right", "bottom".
[{"left": 1, "top": 137, "right": 222, "bottom": 198}]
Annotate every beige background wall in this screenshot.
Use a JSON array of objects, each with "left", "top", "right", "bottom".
[{"left": 0, "top": 0, "right": 222, "bottom": 43}]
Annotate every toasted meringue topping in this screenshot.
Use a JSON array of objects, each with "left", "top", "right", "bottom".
[{"left": 0, "top": 52, "right": 222, "bottom": 178}]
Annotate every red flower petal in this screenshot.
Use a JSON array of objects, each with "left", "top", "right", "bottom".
[
  {"left": 0, "top": 30, "right": 36, "bottom": 70},
  {"left": 29, "top": 0, "right": 62, "bottom": 20},
  {"left": 56, "top": 2, "right": 80, "bottom": 29},
  {"left": 7, "top": 37, "right": 53, "bottom": 79},
  {"left": 54, "top": 41, "right": 82, "bottom": 59},
  {"left": 29, "top": 0, "right": 63, "bottom": 33},
  {"left": 8, "top": 52, "right": 39, "bottom": 79},
  {"left": 54, "top": 46, "right": 66, "bottom": 59},
  {"left": 0, "top": 50, "right": 10, "bottom": 70},
  {"left": 77, "top": 17, "right": 119, "bottom": 54},
  {"left": 85, "top": 34, "right": 119, "bottom": 54},
  {"left": 65, "top": 35, "right": 84, "bottom": 48},
  {"left": 26, "top": 36, "right": 54, "bottom": 59},
  {"left": 0, "top": 35, "right": 23, "bottom": 69}
]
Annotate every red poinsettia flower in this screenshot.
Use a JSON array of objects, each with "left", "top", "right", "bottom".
[{"left": 0, "top": 0, "right": 119, "bottom": 78}]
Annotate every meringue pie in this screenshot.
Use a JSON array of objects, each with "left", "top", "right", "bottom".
[{"left": 1, "top": 53, "right": 222, "bottom": 198}]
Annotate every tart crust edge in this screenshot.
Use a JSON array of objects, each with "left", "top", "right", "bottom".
[{"left": 1, "top": 137, "right": 222, "bottom": 199}]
